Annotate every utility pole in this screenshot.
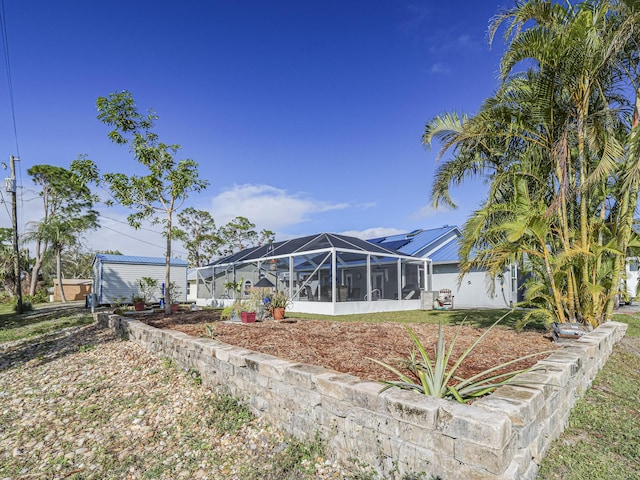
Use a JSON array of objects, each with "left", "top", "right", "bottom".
[{"left": 9, "top": 155, "right": 22, "bottom": 314}]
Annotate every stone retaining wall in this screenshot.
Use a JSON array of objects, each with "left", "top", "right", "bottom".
[{"left": 96, "top": 313, "right": 627, "bottom": 479}]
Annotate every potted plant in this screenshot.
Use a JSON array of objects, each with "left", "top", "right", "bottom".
[
  {"left": 131, "top": 294, "right": 145, "bottom": 311},
  {"left": 240, "top": 290, "right": 263, "bottom": 323},
  {"left": 248, "top": 290, "right": 270, "bottom": 321},
  {"left": 168, "top": 281, "right": 182, "bottom": 313},
  {"left": 132, "top": 277, "right": 158, "bottom": 310},
  {"left": 269, "top": 291, "right": 291, "bottom": 320},
  {"left": 138, "top": 277, "right": 158, "bottom": 306},
  {"left": 221, "top": 302, "right": 243, "bottom": 322},
  {"left": 223, "top": 277, "right": 244, "bottom": 300},
  {"left": 240, "top": 301, "right": 257, "bottom": 323}
]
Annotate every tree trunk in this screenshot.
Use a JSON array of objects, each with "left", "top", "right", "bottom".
[
  {"left": 56, "top": 246, "right": 67, "bottom": 303},
  {"left": 29, "top": 239, "right": 46, "bottom": 296},
  {"left": 164, "top": 213, "right": 173, "bottom": 315}
]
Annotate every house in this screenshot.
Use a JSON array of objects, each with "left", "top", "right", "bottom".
[
  {"left": 92, "top": 254, "right": 188, "bottom": 306},
  {"left": 187, "top": 268, "right": 199, "bottom": 303},
  {"left": 193, "top": 232, "right": 431, "bottom": 315},
  {"left": 368, "top": 226, "right": 518, "bottom": 309},
  {"left": 623, "top": 257, "right": 639, "bottom": 303},
  {"left": 52, "top": 278, "right": 92, "bottom": 302}
]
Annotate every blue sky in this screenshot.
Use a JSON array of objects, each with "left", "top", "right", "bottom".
[{"left": 0, "top": 1, "right": 509, "bottom": 258}]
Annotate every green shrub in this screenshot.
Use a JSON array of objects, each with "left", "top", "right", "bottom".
[
  {"left": 27, "top": 289, "right": 49, "bottom": 304},
  {"left": 369, "top": 313, "right": 554, "bottom": 403},
  {"left": 12, "top": 297, "right": 33, "bottom": 312}
]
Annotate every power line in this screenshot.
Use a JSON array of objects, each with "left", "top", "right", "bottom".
[
  {"left": 100, "top": 213, "right": 169, "bottom": 236},
  {"left": 99, "top": 222, "right": 188, "bottom": 257},
  {"left": 0, "top": 0, "right": 20, "bottom": 158},
  {"left": 0, "top": 185, "right": 11, "bottom": 218},
  {"left": 0, "top": 0, "right": 25, "bottom": 235}
]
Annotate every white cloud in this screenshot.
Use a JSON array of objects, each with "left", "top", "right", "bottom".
[
  {"left": 429, "top": 62, "right": 451, "bottom": 74},
  {"left": 339, "top": 227, "right": 406, "bottom": 240},
  {"left": 456, "top": 34, "right": 481, "bottom": 52},
  {"left": 9, "top": 182, "right": 377, "bottom": 259},
  {"left": 210, "top": 184, "right": 349, "bottom": 231},
  {"left": 411, "top": 203, "right": 449, "bottom": 219}
]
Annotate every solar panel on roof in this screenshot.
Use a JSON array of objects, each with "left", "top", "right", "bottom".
[{"left": 377, "top": 239, "right": 410, "bottom": 251}]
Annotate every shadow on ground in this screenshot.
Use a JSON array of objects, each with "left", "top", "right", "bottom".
[
  {"left": 0, "top": 320, "right": 115, "bottom": 373},
  {"left": 0, "top": 301, "right": 97, "bottom": 331}
]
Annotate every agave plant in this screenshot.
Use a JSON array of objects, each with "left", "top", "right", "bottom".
[{"left": 369, "top": 313, "right": 553, "bottom": 403}]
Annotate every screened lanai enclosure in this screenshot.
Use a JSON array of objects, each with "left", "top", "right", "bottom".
[{"left": 193, "top": 233, "right": 432, "bottom": 315}]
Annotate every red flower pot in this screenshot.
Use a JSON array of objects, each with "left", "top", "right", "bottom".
[{"left": 241, "top": 311, "right": 256, "bottom": 323}]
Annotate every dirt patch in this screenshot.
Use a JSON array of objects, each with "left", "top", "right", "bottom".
[{"left": 136, "top": 309, "right": 558, "bottom": 383}]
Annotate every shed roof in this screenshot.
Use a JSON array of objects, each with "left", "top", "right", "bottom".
[{"left": 93, "top": 254, "right": 188, "bottom": 267}]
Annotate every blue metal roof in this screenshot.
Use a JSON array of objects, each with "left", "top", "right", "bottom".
[
  {"left": 368, "top": 225, "right": 461, "bottom": 259},
  {"left": 429, "top": 238, "right": 461, "bottom": 263},
  {"left": 94, "top": 254, "right": 188, "bottom": 266}
]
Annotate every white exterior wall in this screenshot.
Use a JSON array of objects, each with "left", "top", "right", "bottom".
[
  {"left": 624, "top": 258, "right": 639, "bottom": 302},
  {"left": 187, "top": 279, "right": 197, "bottom": 303},
  {"left": 431, "top": 263, "right": 517, "bottom": 309},
  {"left": 94, "top": 260, "right": 188, "bottom": 305}
]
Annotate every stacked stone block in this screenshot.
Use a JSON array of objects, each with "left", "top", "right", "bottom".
[{"left": 96, "top": 313, "right": 626, "bottom": 480}]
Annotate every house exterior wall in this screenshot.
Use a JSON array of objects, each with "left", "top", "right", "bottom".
[
  {"left": 187, "top": 279, "right": 197, "bottom": 302},
  {"left": 624, "top": 258, "right": 639, "bottom": 302},
  {"left": 432, "top": 264, "right": 517, "bottom": 309},
  {"left": 93, "top": 260, "right": 188, "bottom": 306}
]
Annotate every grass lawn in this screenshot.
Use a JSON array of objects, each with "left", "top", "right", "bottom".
[
  {"left": 0, "top": 302, "right": 94, "bottom": 344},
  {"left": 2, "top": 303, "right": 637, "bottom": 478},
  {"left": 536, "top": 313, "right": 640, "bottom": 479},
  {"left": 291, "top": 307, "right": 546, "bottom": 330}
]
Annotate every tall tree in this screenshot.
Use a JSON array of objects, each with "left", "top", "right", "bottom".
[
  {"left": 173, "top": 208, "right": 221, "bottom": 267},
  {"left": 0, "top": 228, "right": 24, "bottom": 300},
  {"left": 218, "top": 216, "right": 275, "bottom": 256},
  {"left": 96, "top": 91, "right": 209, "bottom": 313},
  {"left": 424, "top": 0, "right": 640, "bottom": 326},
  {"left": 25, "top": 161, "right": 99, "bottom": 300}
]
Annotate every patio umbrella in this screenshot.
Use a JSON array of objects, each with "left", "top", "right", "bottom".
[{"left": 254, "top": 277, "right": 275, "bottom": 288}]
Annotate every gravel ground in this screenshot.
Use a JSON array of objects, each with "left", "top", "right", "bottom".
[{"left": 0, "top": 322, "right": 359, "bottom": 480}]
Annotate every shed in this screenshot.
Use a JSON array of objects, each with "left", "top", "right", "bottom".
[
  {"left": 92, "top": 254, "right": 188, "bottom": 306},
  {"left": 52, "top": 278, "right": 92, "bottom": 302}
]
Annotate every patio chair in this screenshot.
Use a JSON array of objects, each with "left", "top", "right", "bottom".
[
  {"left": 321, "top": 284, "right": 332, "bottom": 301},
  {"left": 304, "top": 285, "right": 315, "bottom": 301},
  {"left": 402, "top": 284, "right": 419, "bottom": 300},
  {"left": 337, "top": 285, "right": 348, "bottom": 302},
  {"left": 437, "top": 289, "right": 454, "bottom": 309}
]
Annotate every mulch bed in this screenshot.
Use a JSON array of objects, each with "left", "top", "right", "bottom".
[{"left": 136, "top": 309, "right": 558, "bottom": 383}]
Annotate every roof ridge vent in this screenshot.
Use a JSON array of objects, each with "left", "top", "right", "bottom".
[{"left": 407, "top": 229, "right": 423, "bottom": 237}]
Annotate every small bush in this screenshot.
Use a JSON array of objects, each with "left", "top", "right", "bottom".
[
  {"left": 25, "top": 289, "right": 49, "bottom": 304},
  {"left": 207, "top": 391, "right": 253, "bottom": 434},
  {"left": 369, "top": 313, "right": 554, "bottom": 403},
  {"left": 13, "top": 298, "right": 33, "bottom": 312}
]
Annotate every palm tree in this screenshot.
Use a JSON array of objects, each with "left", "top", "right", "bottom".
[
  {"left": 424, "top": 0, "right": 640, "bottom": 325},
  {"left": 26, "top": 163, "right": 99, "bottom": 301}
]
